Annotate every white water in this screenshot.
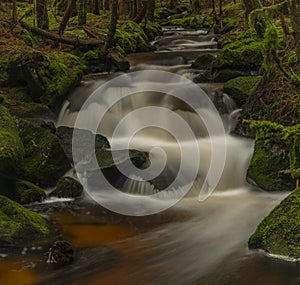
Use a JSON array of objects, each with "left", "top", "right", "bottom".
[{"left": 53, "top": 29, "right": 298, "bottom": 284}]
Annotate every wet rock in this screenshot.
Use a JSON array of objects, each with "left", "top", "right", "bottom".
[
  {"left": 17, "top": 119, "right": 70, "bottom": 187},
  {"left": 213, "top": 69, "right": 256, "bottom": 82},
  {"left": 249, "top": 187, "right": 300, "bottom": 258},
  {"left": 5, "top": 51, "right": 84, "bottom": 108},
  {"left": 223, "top": 76, "right": 262, "bottom": 107},
  {"left": 47, "top": 241, "right": 75, "bottom": 265},
  {"left": 191, "top": 53, "right": 216, "bottom": 69},
  {"left": 0, "top": 195, "right": 50, "bottom": 245},
  {"left": 16, "top": 180, "right": 46, "bottom": 204},
  {"left": 56, "top": 126, "right": 110, "bottom": 162},
  {"left": 247, "top": 121, "right": 299, "bottom": 191},
  {"left": 50, "top": 177, "right": 83, "bottom": 198}
]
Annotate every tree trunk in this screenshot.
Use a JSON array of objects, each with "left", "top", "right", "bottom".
[
  {"left": 21, "top": 21, "right": 104, "bottom": 48},
  {"left": 104, "top": 0, "right": 109, "bottom": 10},
  {"left": 58, "top": 0, "right": 76, "bottom": 35},
  {"left": 35, "top": 0, "right": 49, "bottom": 30},
  {"left": 12, "top": 0, "right": 17, "bottom": 25},
  {"left": 92, "top": 0, "right": 100, "bottom": 14},
  {"left": 134, "top": 0, "right": 147, "bottom": 24},
  {"left": 288, "top": 0, "right": 300, "bottom": 64},
  {"left": 219, "top": 0, "right": 223, "bottom": 16},
  {"left": 130, "top": 0, "right": 138, "bottom": 19},
  {"left": 147, "top": 0, "right": 155, "bottom": 21},
  {"left": 241, "top": 0, "right": 267, "bottom": 37},
  {"left": 105, "top": 0, "right": 118, "bottom": 55},
  {"left": 119, "top": 0, "right": 130, "bottom": 15},
  {"left": 77, "top": 0, "right": 87, "bottom": 26},
  {"left": 242, "top": 0, "right": 263, "bottom": 16},
  {"left": 192, "top": 0, "right": 201, "bottom": 13}
]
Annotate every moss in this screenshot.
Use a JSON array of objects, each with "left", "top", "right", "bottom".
[
  {"left": 0, "top": 105, "right": 24, "bottom": 174},
  {"left": 0, "top": 195, "right": 50, "bottom": 244},
  {"left": 143, "top": 22, "right": 163, "bottom": 40},
  {"left": 115, "top": 20, "right": 149, "bottom": 53},
  {"left": 214, "top": 38, "right": 264, "bottom": 71},
  {"left": 17, "top": 119, "right": 70, "bottom": 187},
  {"left": 16, "top": 180, "right": 46, "bottom": 204},
  {"left": 50, "top": 177, "right": 83, "bottom": 198},
  {"left": 247, "top": 121, "right": 300, "bottom": 191},
  {"left": 38, "top": 52, "right": 85, "bottom": 106},
  {"left": 223, "top": 76, "right": 262, "bottom": 106},
  {"left": 192, "top": 53, "right": 216, "bottom": 69},
  {"left": 249, "top": 187, "right": 300, "bottom": 258}
]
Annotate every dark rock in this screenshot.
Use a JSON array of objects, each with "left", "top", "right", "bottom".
[
  {"left": 16, "top": 180, "right": 46, "bottom": 204},
  {"left": 193, "top": 70, "right": 213, "bottom": 83},
  {"left": 56, "top": 126, "right": 110, "bottom": 162},
  {"left": 17, "top": 119, "right": 70, "bottom": 187},
  {"left": 50, "top": 177, "right": 83, "bottom": 198},
  {"left": 191, "top": 53, "right": 216, "bottom": 69},
  {"left": 47, "top": 241, "right": 75, "bottom": 265}
]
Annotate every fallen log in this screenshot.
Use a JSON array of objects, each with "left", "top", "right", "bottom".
[{"left": 20, "top": 21, "right": 104, "bottom": 49}]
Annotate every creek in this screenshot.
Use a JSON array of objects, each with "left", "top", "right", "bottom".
[{"left": 1, "top": 27, "right": 299, "bottom": 285}]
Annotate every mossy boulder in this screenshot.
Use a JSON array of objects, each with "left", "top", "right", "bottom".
[
  {"left": 213, "top": 39, "right": 263, "bottom": 71},
  {"left": 6, "top": 50, "right": 85, "bottom": 107},
  {"left": 0, "top": 105, "right": 24, "bottom": 174},
  {"left": 50, "top": 177, "right": 83, "bottom": 198},
  {"left": 0, "top": 195, "right": 50, "bottom": 244},
  {"left": 247, "top": 121, "right": 300, "bottom": 191},
  {"left": 17, "top": 120, "right": 70, "bottom": 187},
  {"left": 16, "top": 180, "right": 46, "bottom": 204},
  {"left": 191, "top": 54, "right": 216, "bottom": 69},
  {"left": 223, "top": 76, "right": 262, "bottom": 106},
  {"left": 249, "top": 187, "right": 300, "bottom": 258}
]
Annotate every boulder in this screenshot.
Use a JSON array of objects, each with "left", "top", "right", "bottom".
[
  {"left": 17, "top": 119, "right": 70, "bottom": 187},
  {"left": 249, "top": 187, "right": 300, "bottom": 258},
  {"left": 223, "top": 76, "right": 262, "bottom": 106},
  {"left": 50, "top": 177, "right": 83, "bottom": 198},
  {"left": 16, "top": 180, "right": 46, "bottom": 204},
  {"left": 247, "top": 121, "right": 299, "bottom": 191},
  {"left": 56, "top": 126, "right": 110, "bottom": 162},
  {"left": 0, "top": 195, "right": 50, "bottom": 244},
  {"left": 191, "top": 53, "right": 216, "bottom": 69}
]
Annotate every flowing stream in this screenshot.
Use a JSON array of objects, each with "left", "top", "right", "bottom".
[{"left": 1, "top": 28, "right": 299, "bottom": 285}]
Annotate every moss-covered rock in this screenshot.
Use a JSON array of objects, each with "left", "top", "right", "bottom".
[
  {"left": 17, "top": 120, "right": 70, "bottom": 187},
  {"left": 247, "top": 121, "right": 300, "bottom": 191},
  {"left": 191, "top": 53, "right": 216, "bottom": 69},
  {"left": 0, "top": 105, "right": 24, "bottom": 174},
  {"left": 0, "top": 195, "right": 50, "bottom": 244},
  {"left": 213, "top": 38, "right": 263, "bottom": 71},
  {"left": 50, "top": 177, "right": 83, "bottom": 198},
  {"left": 16, "top": 180, "right": 46, "bottom": 204},
  {"left": 223, "top": 76, "right": 262, "bottom": 106},
  {"left": 5, "top": 50, "right": 85, "bottom": 108},
  {"left": 249, "top": 187, "right": 300, "bottom": 258}
]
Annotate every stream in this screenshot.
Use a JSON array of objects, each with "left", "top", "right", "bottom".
[{"left": 1, "top": 27, "right": 300, "bottom": 285}]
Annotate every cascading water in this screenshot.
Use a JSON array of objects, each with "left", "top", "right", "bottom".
[{"left": 50, "top": 28, "right": 297, "bottom": 285}]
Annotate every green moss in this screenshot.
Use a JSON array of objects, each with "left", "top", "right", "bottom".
[
  {"left": 50, "top": 177, "right": 83, "bottom": 198},
  {"left": 38, "top": 52, "right": 85, "bottom": 106},
  {"left": 0, "top": 105, "right": 24, "bottom": 173},
  {"left": 16, "top": 180, "right": 46, "bottom": 204},
  {"left": 247, "top": 121, "right": 300, "bottom": 191},
  {"left": 17, "top": 119, "right": 70, "bottom": 187},
  {"left": 192, "top": 53, "right": 216, "bottom": 69},
  {"left": 249, "top": 188, "right": 300, "bottom": 258},
  {"left": 214, "top": 38, "right": 264, "bottom": 71},
  {"left": 0, "top": 195, "right": 49, "bottom": 243},
  {"left": 143, "top": 22, "right": 163, "bottom": 40},
  {"left": 115, "top": 20, "right": 149, "bottom": 53},
  {"left": 223, "top": 76, "right": 262, "bottom": 106}
]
